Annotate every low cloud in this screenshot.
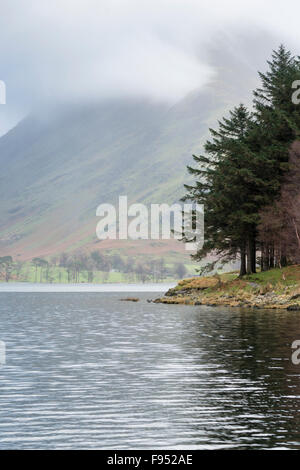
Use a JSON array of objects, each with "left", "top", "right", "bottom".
[{"left": 0, "top": 0, "right": 300, "bottom": 133}]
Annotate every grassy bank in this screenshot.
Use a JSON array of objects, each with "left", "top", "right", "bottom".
[{"left": 154, "top": 265, "right": 300, "bottom": 310}]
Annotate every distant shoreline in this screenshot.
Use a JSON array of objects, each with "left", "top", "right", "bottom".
[{"left": 0, "top": 282, "right": 176, "bottom": 293}]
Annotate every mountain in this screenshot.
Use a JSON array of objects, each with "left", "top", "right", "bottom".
[{"left": 0, "top": 85, "right": 244, "bottom": 260}]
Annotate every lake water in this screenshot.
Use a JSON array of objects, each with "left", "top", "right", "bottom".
[
  {"left": 0, "top": 282, "right": 176, "bottom": 293},
  {"left": 0, "top": 290, "right": 300, "bottom": 449}
]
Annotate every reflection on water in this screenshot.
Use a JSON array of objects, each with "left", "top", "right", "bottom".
[{"left": 0, "top": 292, "right": 300, "bottom": 449}]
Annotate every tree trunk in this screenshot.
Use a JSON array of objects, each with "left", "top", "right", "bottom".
[
  {"left": 260, "top": 243, "right": 264, "bottom": 272},
  {"left": 246, "top": 234, "right": 256, "bottom": 274},
  {"left": 239, "top": 244, "right": 246, "bottom": 277},
  {"left": 264, "top": 244, "right": 270, "bottom": 271},
  {"left": 281, "top": 255, "right": 287, "bottom": 267},
  {"left": 251, "top": 237, "right": 256, "bottom": 274},
  {"left": 269, "top": 243, "right": 274, "bottom": 269},
  {"left": 246, "top": 238, "right": 251, "bottom": 274},
  {"left": 292, "top": 218, "right": 300, "bottom": 249}
]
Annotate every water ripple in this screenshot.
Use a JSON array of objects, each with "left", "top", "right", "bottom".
[{"left": 0, "top": 292, "right": 300, "bottom": 449}]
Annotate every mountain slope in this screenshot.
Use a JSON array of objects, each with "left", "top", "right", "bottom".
[{"left": 0, "top": 88, "right": 231, "bottom": 259}]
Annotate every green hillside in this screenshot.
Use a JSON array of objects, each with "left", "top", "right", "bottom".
[{"left": 0, "top": 89, "right": 231, "bottom": 260}]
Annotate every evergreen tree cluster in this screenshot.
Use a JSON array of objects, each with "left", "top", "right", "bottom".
[{"left": 184, "top": 46, "right": 300, "bottom": 275}]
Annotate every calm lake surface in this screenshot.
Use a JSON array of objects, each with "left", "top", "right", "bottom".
[{"left": 0, "top": 290, "right": 300, "bottom": 449}]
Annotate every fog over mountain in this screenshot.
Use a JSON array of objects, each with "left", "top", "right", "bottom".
[
  {"left": 0, "top": 40, "right": 274, "bottom": 259},
  {"left": 1, "top": 0, "right": 300, "bottom": 134},
  {"left": 1, "top": 1, "right": 300, "bottom": 258}
]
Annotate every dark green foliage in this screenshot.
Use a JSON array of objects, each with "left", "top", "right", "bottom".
[{"left": 185, "top": 45, "right": 300, "bottom": 275}]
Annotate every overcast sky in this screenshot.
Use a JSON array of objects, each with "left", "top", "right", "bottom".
[{"left": 0, "top": 0, "right": 300, "bottom": 135}]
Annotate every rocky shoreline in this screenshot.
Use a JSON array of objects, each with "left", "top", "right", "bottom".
[{"left": 152, "top": 271, "right": 300, "bottom": 310}]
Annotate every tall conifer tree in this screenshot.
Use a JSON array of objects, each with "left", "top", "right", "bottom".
[{"left": 184, "top": 46, "right": 300, "bottom": 275}]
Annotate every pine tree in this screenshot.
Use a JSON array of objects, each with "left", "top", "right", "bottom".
[
  {"left": 184, "top": 46, "right": 300, "bottom": 275},
  {"left": 184, "top": 104, "right": 258, "bottom": 275},
  {"left": 252, "top": 45, "right": 300, "bottom": 268}
]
